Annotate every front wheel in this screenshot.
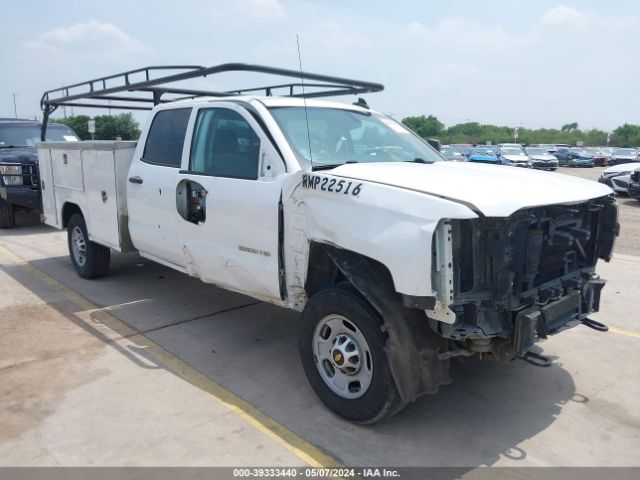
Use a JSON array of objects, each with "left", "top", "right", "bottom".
[
  {"left": 67, "top": 213, "right": 110, "bottom": 279},
  {"left": 0, "top": 197, "right": 16, "bottom": 229},
  {"left": 299, "top": 283, "right": 403, "bottom": 424}
]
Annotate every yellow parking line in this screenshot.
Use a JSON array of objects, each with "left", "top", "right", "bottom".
[
  {"left": 609, "top": 326, "right": 640, "bottom": 339},
  {"left": 0, "top": 243, "right": 340, "bottom": 468}
]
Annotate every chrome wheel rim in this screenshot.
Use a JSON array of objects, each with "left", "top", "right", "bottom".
[
  {"left": 312, "top": 314, "right": 373, "bottom": 399},
  {"left": 71, "top": 226, "right": 87, "bottom": 267}
]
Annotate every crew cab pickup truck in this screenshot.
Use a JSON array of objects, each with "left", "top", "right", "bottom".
[
  {"left": 0, "top": 118, "right": 79, "bottom": 228},
  {"left": 37, "top": 65, "right": 618, "bottom": 423}
]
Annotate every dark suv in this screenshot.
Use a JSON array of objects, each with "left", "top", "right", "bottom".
[{"left": 0, "top": 118, "right": 79, "bottom": 228}]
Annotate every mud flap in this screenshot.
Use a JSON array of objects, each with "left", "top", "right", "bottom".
[{"left": 320, "top": 244, "right": 451, "bottom": 403}]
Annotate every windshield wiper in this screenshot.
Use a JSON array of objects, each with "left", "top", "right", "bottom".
[
  {"left": 405, "top": 158, "right": 432, "bottom": 164},
  {"left": 0, "top": 145, "right": 29, "bottom": 149},
  {"left": 312, "top": 160, "right": 358, "bottom": 171}
]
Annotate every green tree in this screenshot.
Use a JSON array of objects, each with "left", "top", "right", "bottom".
[
  {"left": 561, "top": 122, "right": 579, "bottom": 132},
  {"left": 402, "top": 115, "right": 444, "bottom": 138},
  {"left": 55, "top": 115, "right": 91, "bottom": 140},
  {"left": 54, "top": 113, "right": 141, "bottom": 140},
  {"left": 611, "top": 124, "right": 640, "bottom": 147}
]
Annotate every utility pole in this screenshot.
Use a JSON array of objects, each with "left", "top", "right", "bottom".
[{"left": 12, "top": 94, "right": 17, "bottom": 118}]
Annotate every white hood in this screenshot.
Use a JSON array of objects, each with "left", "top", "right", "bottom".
[
  {"left": 603, "top": 162, "right": 640, "bottom": 174},
  {"left": 330, "top": 162, "right": 613, "bottom": 217}
]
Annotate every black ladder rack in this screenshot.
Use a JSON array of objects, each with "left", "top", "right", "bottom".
[{"left": 40, "top": 62, "right": 384, "bottom": 140}]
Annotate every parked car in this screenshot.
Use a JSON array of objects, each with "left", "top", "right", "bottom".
[
  {"left": 554, "top": 148, "right": 594, "bottom": 167},
  {"left": 590, "top": 149, "right": 610, "bottom": 167},
  {"left": 628, "top": 169, "right": 640, "bottom": 200},
  {"left": 440, "top": 146, "right": 466, "bottom": 161},
  {"left": 609, "top": 148, "right": 638, "bottom": 166},
  {"left": 497, "top": 146, "right": 531, "bottom": 167},
  {"left": 0, "top": 118, "right": 79, "bottom": 228},
  {"left": 464, "top": 147, "right": 501, "bottom": 165},
  {"left": 598, "top": 163, "right": 640, "bottom": 194},
  {"left": 524, "top": 147, "right": 558, "bottom": 171}
]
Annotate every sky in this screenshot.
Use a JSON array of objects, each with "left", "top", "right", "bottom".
[{"left": 1, "top": 0, "right": 639, "bottom": 131}]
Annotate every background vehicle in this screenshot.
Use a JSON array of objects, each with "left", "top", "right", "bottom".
[
  {"left": 37, "top": 63, "right": 618, "bottom": 424},
  {"left": 598, "top": 163, "right": 640, "bottom": 194},
  {"left": 464, "top": 147, "right": 501, "bottom": 164},
  {"left": 497, "top": 145, "right": 531, "bottom": 167},
  {"left": 524, "top": 147, "right": 558, "bottom": 171},
  {"left": 590, "top": 149, "right": 610, "bottom": 167},
  {"left": 610, "top": 148, "right": 638, "bottom": 165},
  {"left": 440, "top": 145, "right": 466, "bottom": 161},
  {"left": 628, "top": 169, "right": 640, "bottom": 200},
  {"left": 0, "top": 118, "right": 79, "bottom": 228},
  {"left": 554, "top": 148, "right": 594, "bottom": 167}
]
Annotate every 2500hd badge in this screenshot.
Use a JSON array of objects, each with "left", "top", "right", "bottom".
[{"left": 301, "top": 173, "right": 363, "bottom": 196}]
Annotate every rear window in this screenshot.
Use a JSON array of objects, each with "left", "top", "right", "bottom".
[{"left": 143, "top": 108, "right": 192, "bottom": 167}]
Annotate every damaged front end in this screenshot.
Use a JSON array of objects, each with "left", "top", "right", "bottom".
[{"left": 428, "top": 195, "right": 619, "bottom": 362}]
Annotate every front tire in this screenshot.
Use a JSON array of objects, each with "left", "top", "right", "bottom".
[
  {"left": 299, "top": 283, "right": 403, "bottom": 424},
  {"left": 0, "top": 197, "right": 16, "bottom": 229},
  {"left": 67, "top": 213, "right": 110, "bottom": 279}
]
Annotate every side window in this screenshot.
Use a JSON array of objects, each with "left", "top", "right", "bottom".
[
  {"left": 143, "top": 108, "right": 191, "bottom": 167},
  {"left": 190, "top": 108, "right": 260, "bottom": 180}
]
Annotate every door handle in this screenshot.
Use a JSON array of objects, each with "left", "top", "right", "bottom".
[{"left": 128, "top": 176, "right": 143, "bottom": 184}]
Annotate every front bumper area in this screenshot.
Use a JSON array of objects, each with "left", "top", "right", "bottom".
[
  {"left": 0, "top": 185, "right": 41, "bottom": 210},
  {"left": 429, "top": 195, "right": 618, "bottom": 362}
]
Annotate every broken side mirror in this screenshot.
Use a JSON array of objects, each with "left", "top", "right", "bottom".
[{"left": 176, "top": 179, "right": 207, "bottom": 225}]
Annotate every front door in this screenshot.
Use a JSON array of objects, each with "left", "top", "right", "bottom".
[{"left": 175, "top": 104, "right": 284, "bottom": 302}]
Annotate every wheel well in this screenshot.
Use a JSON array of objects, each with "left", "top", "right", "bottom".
[
  {"left": 61, "top": 203, "right": 83, "bottom": 228},
  {"left": 305, "top": 242, "right": 396, "bottom": 299}
]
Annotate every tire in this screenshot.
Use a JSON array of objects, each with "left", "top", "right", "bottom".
[
  {"left": 67, "top": 213, "right": 110, "bottom": 279},
  {"left": 299, "top": 283, "right": 403, "bottom": 424},
  {"left": 0, "top": 197, "right": 16, "bottom": 229}
]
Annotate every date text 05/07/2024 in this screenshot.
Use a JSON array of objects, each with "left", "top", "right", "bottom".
[{"left": 301, "top": 174, "right": 363, "bottom": 196}]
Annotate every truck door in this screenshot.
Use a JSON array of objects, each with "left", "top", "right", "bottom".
[
  {"left": 175, "top": 104, "right": 284, "bottom": 302},
  {"left": 127, "top": 107, "right": 192, "bottom": 269}
]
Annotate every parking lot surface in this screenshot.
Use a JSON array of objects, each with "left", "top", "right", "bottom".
[{"left": 1, "top": 167, "right": 639, "bottom": 468}]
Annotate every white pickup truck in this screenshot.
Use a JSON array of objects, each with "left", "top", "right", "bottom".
[{"left": 37, "top": 64, "right": 618, "bottom": 423}]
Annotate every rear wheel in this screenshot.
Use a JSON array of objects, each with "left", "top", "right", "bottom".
[
  {"left": 299, "top": 283, "right": 403, "bottom": 424},
  {"left": 67, "top": 213, "right": 110, "bottom": 279},
  {"left": 0, "top": 197, "right": 16, "bottom": 229}
]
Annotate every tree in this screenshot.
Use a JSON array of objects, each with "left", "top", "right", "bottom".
[
  {"left": 55, "top": 115, "right": 91, "bottom": 140},
  {"left": 561, "top": 122, "right": 579, "bottom": 132},
  {"left": 611, "top": 124, "right": 640, "bottom": 147},
  {"left": 402, "top": 115, "right": 444, "bottom": 138},
  {"left": 54, "top": 113, "right": 141, "bottom": 140}
]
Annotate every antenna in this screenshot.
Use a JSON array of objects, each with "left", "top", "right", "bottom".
[{"left": 296, "top": 34, "right": 313, "bottom": 163}]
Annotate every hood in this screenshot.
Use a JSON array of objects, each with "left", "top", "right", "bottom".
[
  {"left": 603, "top": 162, "right": 640, "bottom": 174},
  {"left": 329, "top": 161, "right": 612, "bottom": 217},
  {"left": 0, "top": 146, "right": 38, "bottom": 164},
  {"left": 502, "top": 154, "right": 529, "bottom": 162},
  {"left": 613, "top": 154, "right": 636, "bottom": 160},
  {"left": 529, "top": 154, "right": 557, "bottom": 161}
]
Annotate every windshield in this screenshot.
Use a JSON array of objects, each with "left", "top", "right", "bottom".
[
  {"left": 268, "top": 107, "right": 444, "bottom": 168},
  {"left": 501, "top": 147, "right": 524, "bottom": 155},
  {"left": 0, "top": 124, "right": 78, "bottom": 147},
  {"left": 525, "top": 148, "right": 546, "bottom": 155}
]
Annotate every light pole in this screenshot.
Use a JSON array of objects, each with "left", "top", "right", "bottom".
[{"left": 12, "top": 94, "right": 17, "bottom": 118}]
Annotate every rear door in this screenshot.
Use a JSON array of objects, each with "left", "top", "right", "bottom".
[
  {"left": 127, "top": 107, "right": 192, "bottom": 269},
  {"left": 175, "top": 103, "right": 285, "bottom": 301}
]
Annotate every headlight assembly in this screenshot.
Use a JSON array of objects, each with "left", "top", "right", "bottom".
[{"left": 0, "top": 165, "right": 23, "bottom": 186}]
